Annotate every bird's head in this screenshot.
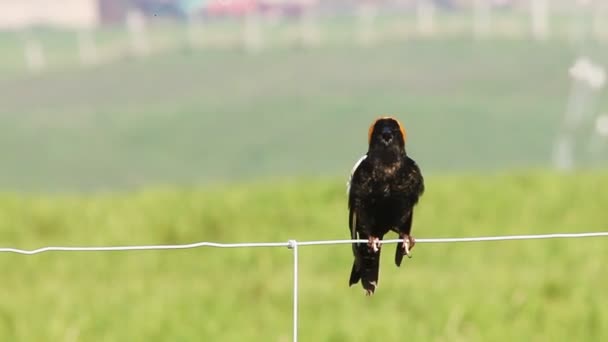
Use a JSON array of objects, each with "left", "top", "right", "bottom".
[{"left": 368, "top": 116, "right": 407, "bottom": 153}]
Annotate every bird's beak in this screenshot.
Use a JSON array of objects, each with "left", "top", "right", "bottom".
[{"left": 381, "top": 127, "right": 393, "bottom": 145}]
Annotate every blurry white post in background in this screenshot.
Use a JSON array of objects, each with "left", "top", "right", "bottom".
[
  {"left": 554, "top": 57, "right": 606, "bottom": 170},
  {"left": 581, "top": 47, "right": 607, "bottom": 165},
  {"left": 23, "top": 36, "right": 46, "bottom": 73},
  {"left": 530, "top": 0, "right": 549, "bottom": 41},
  {"left": 77, "top": 29, "right": 98, "bottom": 66},
  {"left": 356, "top": 0, "right": 378, "bottom": 46},
  {"left": 298, "top": 0, "right": 321, "bottom": 48},
  {"left": 587, "top": 2, "right": 608, "bottom": 169},
  {"left": 243, "top": 10, "right": 262, "bottom": 53},
  {"left": 592, "top": 2, "right": 608, "bottom": 43},
  {"left": 568, "top": 0, "right": 592, "bottom": 45},
  {"left": 554, "top": 1, "right": 598, "bottom": 171},
  {"left": 473, "top": 0, "right": 492, "bottom": 40},
  {"left": 416, "top": 0, "right": 435, "bottom": 37},
  {"left": 589, "top": 114, "right": 608, "bottom": 164},
  {"left": 127, "top": 8, "right": 149, "bottom": 57},
  {"left": 187, "top": 12, "right": 204, "bottom": 49}
]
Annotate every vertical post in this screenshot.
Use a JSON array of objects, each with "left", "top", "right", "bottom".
[
  {"left": 554, "top": 57, "right": 606, "bottom": 170},
  {"left": 299, "top": 0, "right": 320, "bottom": 48},
  {"left": 553, "top": 136, "right": 574, "bottom": 170},
  {"left": 356, "top": 1, "right": 377, "bottom": 46},
  {"left": 416, "top": 0, "right": 435, "bottom": 37},
  {"left": 530, "top": 0, "right": 549, "bottom": 41},
  {"left": 554, "top": 59, "right": 587, "bottom": 171},
  {"left": 187, "top": 12, "right": 204, "bottom": 49},
  {"left": 473, "top": 0, "right": 491, "bottom": 40},
  {"left": 243, "top": 11, "right": 262, "bottom": 54},
  {"left": 592, "top": 3, "right": 608, "bottom": 43},
  {"left": 78, "top": 29, "right": 98, "bottom": 66},
  {"left": 127, "top": 9, "right": 149, "bottom": 57},
  {"left": 569, "top": 0, "right": 592, "bottom": 46},
  {"left": 23, "top": 34, "right": 46, "bottom": 73},
  {"left": 588, "top": 114, "right": 608, "bottom": 164},
  {"left": 288, "top": 240, "right": 298, "bottom": 342}
]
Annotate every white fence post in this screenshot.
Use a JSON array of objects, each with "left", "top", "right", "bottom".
[
  {"left": 416, "top": 0, "right": 435, "bottom": 37},
  {"left": 530, "top": 0, "right": 549, "bottom": 41},
  {"left": 473, "top": 0, "right": 492, "bottom": 40},
  {"left": 554, "top": 57, "right": 606, "bottom": 171},
  {"left": 243, "top": 11, "right": 263, "bottom": 53},
  {"left": 588, "top": 114, "right": 608, "bottom": 164},
  {"left": 593, "top": 3, "right": 608, "bottom": 43},
  {"left": 569, "top": 0, "right": 592, "bottom": 45},
  {"left": 78, "top": 29, "right": 98, "bottom": 66},
  {"left": 24, "top": 37, "right": 46, "bottom": 73},
  {"left": 356, "top": 1, "right": 377, "bottom": 46},
  {"left": 299, "top": 1, "right": 321, "bottom": 48},
  {"left": 187, "top": 13, "right": 204, "bottom": 49},
  {"left": 127, "top": 9, "right": 149, "bottom": 57}
]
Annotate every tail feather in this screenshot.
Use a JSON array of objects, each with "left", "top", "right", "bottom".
[
  {"left": 395, "top": 243, "right": 405, "bottom": 267},
  {"left": 349, "top": 261, "right": 361, "bottom": 286},
  {"left": 349, "top": 245, "right": 381, "bottom": 295}
]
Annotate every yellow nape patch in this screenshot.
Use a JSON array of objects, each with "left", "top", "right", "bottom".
[{"left": 368, "top": 115, "right": 407, "bottom": 144}]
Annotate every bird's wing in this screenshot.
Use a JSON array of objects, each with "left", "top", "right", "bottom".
[
  {"left": 346, "top": 154, "right": 367, "bottom": 201},
  {"left": 393, "top": 156, "right": 425, "bottom": 267},
  {"left": 347, "top": 154, "right": 367, "bottom": 256},
  {"left": 405, "top": 155, "right": 425, "bottom": 198}
]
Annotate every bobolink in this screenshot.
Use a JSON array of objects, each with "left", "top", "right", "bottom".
[{"left": 347, "top": 116, "right": 425, "bottom": 295}]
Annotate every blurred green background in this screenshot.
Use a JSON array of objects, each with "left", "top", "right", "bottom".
[{"left": 1, "top": 0, "right": 607, "bottom": 341}]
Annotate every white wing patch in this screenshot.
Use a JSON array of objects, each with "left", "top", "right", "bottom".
[{"left": 346, "top": 154, "right": 367, "bottom": 196}]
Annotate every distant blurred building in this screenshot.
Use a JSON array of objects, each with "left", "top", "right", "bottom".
[
  {"left": 258, "top": 0, "right": 313, "bottom": 17},
  {"left": 0, "top": 0, "right": 99, "bottom": 30},
  {"left": 100, "top": 0, "right": 130, "bottom": 25},
  {"left": 0, "top": 0, "right": 133, "bottom": 30},
  {"left": 203, "top": 0, "right": 257, "bottom": 17},
  {"left": 200, "top": 0, "right": 313, "bottom": 18}
]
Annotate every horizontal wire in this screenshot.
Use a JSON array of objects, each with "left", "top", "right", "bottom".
[
  {"left": 0, "top": 241, "right": 290, "bottom": 255},
  {"left": 0, "top": 232, "right": 606, "bottom": 255}
]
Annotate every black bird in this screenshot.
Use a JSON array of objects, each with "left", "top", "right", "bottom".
[{"left": 347, "top": 116, "right": 425, "bottom": 295}]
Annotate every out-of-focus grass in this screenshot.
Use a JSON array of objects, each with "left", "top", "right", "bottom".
[
  {"left": 0, "top": 171, "right": 606, "bottom": 341},
  {"left": 2, "top": 35, "right": 607, "bottom": 191}
]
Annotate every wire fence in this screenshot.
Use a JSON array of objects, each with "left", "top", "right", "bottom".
[{"left": 1, "top": 231, "right": 608, "bottom": 341}]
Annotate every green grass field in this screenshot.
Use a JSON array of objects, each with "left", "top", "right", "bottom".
[{"left": 0, "top": 171, "right": 606, "bottom": 341}]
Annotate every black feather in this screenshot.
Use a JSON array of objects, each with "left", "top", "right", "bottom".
[{"left": 347, "top": 117, "right": 424, "bottom": 295}]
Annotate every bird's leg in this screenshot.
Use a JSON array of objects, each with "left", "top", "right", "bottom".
[
  {"left": 401, "top": 234, "right": 416, "bottom": 258},
  {"left": 367, "top": 236, "right": 381, "bottom": 253}
]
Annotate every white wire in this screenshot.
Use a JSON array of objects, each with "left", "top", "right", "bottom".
[
  {"left": 1, "top": 232, "right": 606, "bottom": 342},
  {"left": 0, "top": 241, "right": 290, "bottom": 255},
  {"left": 0, "top": 232, "right": 607, "bottom": 255}
]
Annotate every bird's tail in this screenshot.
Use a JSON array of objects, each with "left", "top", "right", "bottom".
[{"left": 349, "top": 244, "right": 381, "bottom": 295}]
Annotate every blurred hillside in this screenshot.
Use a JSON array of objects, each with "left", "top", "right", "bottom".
[{"left": 1, "top": 1, "right": 607, "bottom": 192}]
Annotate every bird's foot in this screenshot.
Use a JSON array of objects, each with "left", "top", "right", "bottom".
[
  {"left": 367, "top": 236, "right": 381, "bottom": 253},
  {"left": 401, "top": 234, "right": 416, "bottom": 258}
]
